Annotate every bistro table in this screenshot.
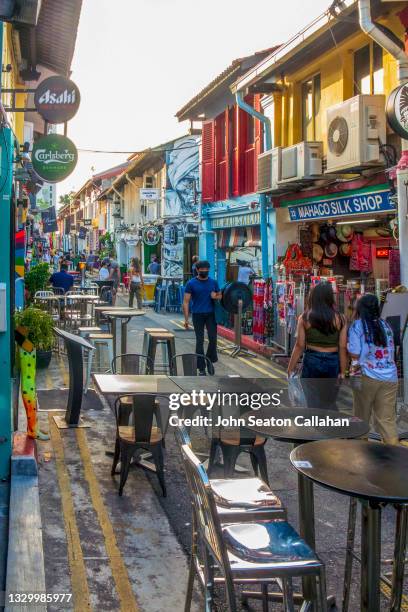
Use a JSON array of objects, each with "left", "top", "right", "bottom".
[
  {"left": 93, "top": 373, "right": 182, "bottom": 396},
  {"left": 243, "top": 405, "right": 369, "bottom": 608},
  {"left": 291, "top": 439, "right": 408, "bottom": 612},
  {"left": 101, "top": 309, "right": 145, "bottom": 358}
]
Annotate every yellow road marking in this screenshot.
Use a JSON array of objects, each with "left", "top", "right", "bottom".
[
  {"left": 57, "top": 354, "right": 69, "bottom": 387},
  {"left": 45, "top": 368, "right": 53, "bottom": 393},
  {"left": 49, "top": 415, "right": 92, "bottom": 612},
  {"left": 76, "top": 429, "right": 139, "bottom": 612},
  {"left": 380, "top": 580, "right": 408, "bottom": 609}
]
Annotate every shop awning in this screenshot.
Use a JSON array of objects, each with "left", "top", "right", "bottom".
[
  {"left": 244, "top": 226, "right": 261, "bottom": 247},
  {"left": 218, "top": 228, "right": 246, "bottom": 248}
]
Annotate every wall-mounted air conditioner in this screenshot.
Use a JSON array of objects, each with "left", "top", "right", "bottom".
[
  {"left": 326, "top": 94, "right": 386, "bottom": 173},
  {"left": 257, "top": 147, "right": 282, "bottom": 193},
  {"left": 279, "top": 141, "right": 323, "bottom": 184},
  {"left": 0, "top": 0, "right": 42, "bottom": 26}
]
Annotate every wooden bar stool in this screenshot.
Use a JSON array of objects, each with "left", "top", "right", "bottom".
[
  {"left": 78, "top": 326, "right": 103, "bottom": 339},
  {"left": 84, "top": 333, "right": 114, "bottom": 393},
  {"left": 142, "top": 328, "right": 168, "bottom": 356},
  {"left": 146, "top": 331, "right": 176, "bottom": 374}
]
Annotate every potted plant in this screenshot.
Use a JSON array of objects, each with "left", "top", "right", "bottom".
[
  {"left": 24, "top": 262, "right": 50, "bottom": 303},
  {"left": 14, "top": 306, "right": 54, "bottom": 440}
]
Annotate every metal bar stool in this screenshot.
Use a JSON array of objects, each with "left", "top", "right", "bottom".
[
  {"left": 142, "top": 328, "right": 168, "bottom": 357},
  {"left": 84, "top": 333, "right": 114, "bottom": 393},
  {"left": 146, "top": 330, "right": 176, "bottom": 374}
]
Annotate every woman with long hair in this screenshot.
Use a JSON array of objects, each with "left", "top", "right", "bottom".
[
  {"left": 128, "top": 257, "right": 144, "bottom": 309},
  {"left": 348, "top": 293, "right": 398, "bottom": 444},
  {"left": 287, "top": 282, "right": 347, "bottom": 408}
]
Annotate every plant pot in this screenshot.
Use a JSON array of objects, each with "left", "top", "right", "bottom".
[{"left": 36, "top": 349, "right": 52, "bottom": 369}]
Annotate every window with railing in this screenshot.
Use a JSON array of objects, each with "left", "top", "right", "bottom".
[{"left": 302, "top": 73, "right": 321, "bottom": 141}]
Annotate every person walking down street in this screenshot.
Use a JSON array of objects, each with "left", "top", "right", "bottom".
[
  {"left": 348, "top": 293, "right": 399, "bottom": 445},
  {"left": 108, "top": 259, "right": 120, "bottom": 305},
  {"left": 191, "top": 254, "right": 199, "bottom": 278},
  {"left": 128, "top": 257, "right": 144, "bottom": 309},
  {"left": 287, "top": 282, "right": 347, "bottom": 409},
  {"left": 49, "top": 263, "right": 74, "bottom": 293},
  {"left": 183, "top": 260, "right": 221, "bottom": 375}
]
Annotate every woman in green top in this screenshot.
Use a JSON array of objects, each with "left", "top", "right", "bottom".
[{"left": 287, "top": 282, "right": 347, "bottom": 409}]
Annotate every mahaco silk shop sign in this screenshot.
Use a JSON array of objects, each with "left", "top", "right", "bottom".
[{"left": 287, "top": 187, "right": 395, "bottom": 222}]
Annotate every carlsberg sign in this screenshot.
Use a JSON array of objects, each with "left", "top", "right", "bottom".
[{"left": 32, "top": 134, "right": 78, "bottom": 183}]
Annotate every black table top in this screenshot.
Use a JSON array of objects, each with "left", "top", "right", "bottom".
[
  {"left": 291, "top": 439, "right": 408, "bottom": 503},
  {"left": 169, "top": 376, "right": 286, "bottom": 395},
  {"left": 242, "top": 406, "right": 368, "bottom": 443}
]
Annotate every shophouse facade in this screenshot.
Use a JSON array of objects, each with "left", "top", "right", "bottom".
[
  {"left": 176, "top": 48, "right": 279, "bottom": 287},
  {"left": 228, "top": 0, "right": 408, "bottom": 349}
]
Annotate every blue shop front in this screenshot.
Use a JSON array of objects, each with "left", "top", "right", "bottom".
[{"left": 200, "top": 195, "right": 276, "bottom": 287}]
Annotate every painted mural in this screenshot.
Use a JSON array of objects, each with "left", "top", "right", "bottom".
[{"left": 165, "top": 136, "right": 200, "bottom": 217}]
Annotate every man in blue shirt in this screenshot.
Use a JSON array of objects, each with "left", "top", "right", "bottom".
[
  {"left": 183, "top": 260, "right": 221, "bottom": 375},
  {"left": 49, "top": 263, "right": 74, "bottom": 293}
]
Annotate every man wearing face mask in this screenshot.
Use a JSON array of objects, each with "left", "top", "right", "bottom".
[{"left": 183, "top": 261, "right": 222, "bottom": 375}]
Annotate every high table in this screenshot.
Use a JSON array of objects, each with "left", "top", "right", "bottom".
[
  {"left": 243, "top": 406, "right": 368, "bottom": 609},
  {"left": 101, "top": 309, "right": 145, "bottom": 358},
  {"left": 291, "top": 439, "right": 408, "bottom": 612}
]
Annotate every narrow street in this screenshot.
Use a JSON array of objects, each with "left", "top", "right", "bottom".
[{"left": 31, "top": 296, "right": 407, "bottom": 612}]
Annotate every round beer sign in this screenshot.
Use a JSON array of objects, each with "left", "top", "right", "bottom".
[
  {"left": 386, "top": 83, "right": 408, "bottom": 140},
  {"left": 32, "top": 134, "right": 78, "bottom": 183},
  {"left": 143, "top": 225, "right": 160, "bottom": 246},
  {"left": 35, "top": 76, "right": 80, "bottom": 124}
]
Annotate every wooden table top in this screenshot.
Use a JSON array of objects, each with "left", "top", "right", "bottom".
[
  {"left": 93, "top": 374, "right": 182, "bottom": 395},
  {"left": 102, "top": 309, "right": 145, "bottom": 318}
]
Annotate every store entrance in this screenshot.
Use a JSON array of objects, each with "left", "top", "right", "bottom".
[{"left": 183, "top": 237, "right": 198, "bottom": 282}]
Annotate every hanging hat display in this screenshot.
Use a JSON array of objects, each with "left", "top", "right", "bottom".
[
  {"left": 311, "top": 222, "right": 320, "bottom": 243},
  {"left": 325, "top": 242, "right": 338, "bottom": 258},
  {"left": 313, "top": 244, "right": 324, "bottom": 262},
  {"left": 339, "top": 242, "right": 352, "bottom": 257}
]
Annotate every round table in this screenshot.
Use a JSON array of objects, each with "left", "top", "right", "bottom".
[
  {"left": 243, "top": 406, "right": 369, "bottom": 607},
  {"left": 291, "top": 439, "right": 408, "bottom": 612},
  {"left": 102, "top": 309, "right": 145, "bottom": 358}
]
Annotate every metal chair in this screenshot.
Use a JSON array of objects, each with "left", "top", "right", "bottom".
[
  {"left": 170, "top": 353, "right": 213, "bottom": 376},
  {"left": 34, "top": 290, "right": 54, "bottom": 298},
  {"left": 111, "top": 353, "right": 155, "bottom": 424},
  {"left": 52, "top": 287, "right": 65, "bottom": 296},
  {"left": 175, "top": 425, "right": 286, "bottom": 523},
  {"left": 111, "top": 394, "right": 166, "bottom": 497},
  {"left": 180, "top": 443, "right": 327, "bottom": 612},
  {"left": 208, "top": 402, "right": 269, "bottom": 484}
]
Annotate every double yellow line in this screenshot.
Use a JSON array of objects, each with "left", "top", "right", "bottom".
[{"left": 49, "top": 415, "right": 139, "bottom": 611}]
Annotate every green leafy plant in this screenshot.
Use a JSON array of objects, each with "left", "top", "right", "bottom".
[
  {"left": 15, "top": 306, "right": 54, "bottom": 351},
  {"left": 24, "top": 263, "right": 50, "bottom": 301},
  {"left": 99, "top": 231, "right": 115, "bottom": 259}
]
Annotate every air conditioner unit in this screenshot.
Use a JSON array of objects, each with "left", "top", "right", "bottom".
[
  {"left": 279, "top": 141, "right": 323, "bottom": 184},
  {"left": 0, "top": 0, "right": 42, "bottom": 26},
  {"left": 326, "top": 94, "right": 386, "bottom": 173},
  {"left": 257, "top": 147, "right": 282, "bottom": 193}
]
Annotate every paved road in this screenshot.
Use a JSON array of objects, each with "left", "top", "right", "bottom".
[{"left": 33, "top": 301, "right": 408, "bottom": 611}]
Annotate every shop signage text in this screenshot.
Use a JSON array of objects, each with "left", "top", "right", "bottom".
[
  {"left": 287, "top": 189, "right": 394, "bottom": 222},
  {"left": 32, "top": 134, "right": 78, "bottom": 183},
  {"left": 35, "top": 76, "right": 81, "bottom": 124},
  {"left": 212, "top": 211, "right": 260, "bottom": 229},
  {"left": 140, "top": 188, "right": 160, "bottom": 200}
]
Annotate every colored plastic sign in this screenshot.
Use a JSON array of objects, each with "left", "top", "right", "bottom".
[
  {"left": 34, "top": 76, "right": 81, "bottom": 124},
  {"left": 32, "top": 134, "right": 78, "bottom": 183}
]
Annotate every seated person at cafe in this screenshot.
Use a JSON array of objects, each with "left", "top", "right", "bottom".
[{"left": 50, "top": 263, "right": 74, "bottom": 293}]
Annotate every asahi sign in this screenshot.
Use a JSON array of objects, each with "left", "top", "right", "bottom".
[
  {"left": 34, "top": 76, "right": 81, "bottom": 124},
  {"left": 32, "top": 134, "right": 78, "bottom": 183},
  {"left": 386, "top": 83, "right": 408, "bottom": 140}
]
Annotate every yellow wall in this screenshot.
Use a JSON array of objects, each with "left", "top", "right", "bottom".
[
  {"left": 1, "top": 23, "right": 27, "bottom": 144},
  {"left": 275, "top": 9, "right": 404, "bottom": 152}
]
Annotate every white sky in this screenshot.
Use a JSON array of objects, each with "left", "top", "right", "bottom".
[{"left": 58, "top": 0, "right": 330, "bottom": 197}]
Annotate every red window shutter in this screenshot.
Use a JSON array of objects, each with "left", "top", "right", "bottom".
[
  {"left": 231, "top": 106, "right": 240, "bottom": 197},
  {"left": 201, "top": 120, "right": 215, "bottom": 203},
  {"left": 224, "top": 107, "right": 230, "bottom": 199},
  {"left": 254, "top": 94, "right": 263, "bottom": 192}
]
